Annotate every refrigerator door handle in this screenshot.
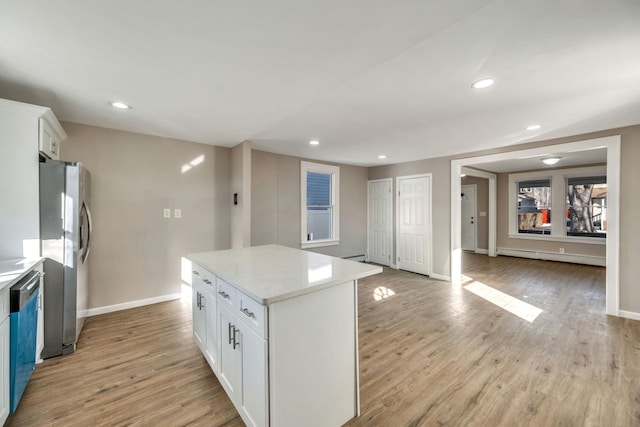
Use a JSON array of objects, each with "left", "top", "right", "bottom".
[{"left": 81, "top": 201, "right": 93, "bottom": 264}]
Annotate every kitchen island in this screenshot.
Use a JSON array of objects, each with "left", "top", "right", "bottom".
[{"left": 188, "top": 245, "right": 382, "bottom": 427}]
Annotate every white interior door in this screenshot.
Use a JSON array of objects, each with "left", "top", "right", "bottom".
[
  {"left": 461, "top": 184, "right": 477, "bottom": 252},
  {"left": 367, "top": 179, "right": 392, "bottom": 266},
  {"left": 397, "top": 175, "right": 431, "bottom": 275}
]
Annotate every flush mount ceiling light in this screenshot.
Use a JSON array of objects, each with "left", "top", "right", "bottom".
[
  {"left": 110, "top": 101, "right": 131, "bottom": 109},
  {"left": 471, "top": 78, "right": 495, "bottom": 89},
  {"left": 526, "top": 124, "right": 542, "bottom": 131},
  {"left": 460, "top": 174, "right": 466, "bottom": 177},
  {"left": 542, "top": 157, "right": 561, "bottom": 165},
  {"left": 378, "top": 155, "right": 386, "bottom": 159},
  {"left": 309, "top": 140, "right": 319, "bottom": 145}
]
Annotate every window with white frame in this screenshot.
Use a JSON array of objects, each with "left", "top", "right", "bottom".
[
  {"left": 301, "top": 161, "right": 339, "bottom": 248},
  {"left": 508, "top": 166, "right": 606, "bottom": 243},
  {"left": 517, "top": 179, "right": 552, "bottom": 235},
  {"left": 566, "top": 176, "right": 607, "bottom": 238}
]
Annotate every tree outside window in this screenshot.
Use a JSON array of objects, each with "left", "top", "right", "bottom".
[{"left": 566, "top": 176, "right": 607, "bottom": 238}]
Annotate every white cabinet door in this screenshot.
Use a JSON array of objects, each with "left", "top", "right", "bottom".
[
  {"left": 0, "top": 315, "right": 9, "bottom": 425},
  {"left": 202, "top": 285, "right": 218, "bottom": 373},
  {"left": 217, "top": 304, "right": 240, "bottom": 403},
  {"left": 192, "top": 281, "right": 206, "bottom": 351},
  {"left": 237, "top": 320, "right": 268, "bottom": 427}
]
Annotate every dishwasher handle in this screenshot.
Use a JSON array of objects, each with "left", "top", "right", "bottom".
[{"left": 10, "top": 270, "right": 42, "bottom": 312}]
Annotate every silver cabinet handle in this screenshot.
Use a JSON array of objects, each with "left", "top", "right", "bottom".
[
  {"left": 192, "top": 270, "right": 200, "bottom": 276},
  {"left": 203, "top": 278, "right": 212, "bottom": 285},
  {"left": 240, "top": 308, "right": 255, "bottom": 318},
  {"left": 196, "top": 292, "right": 200, "bottom": 309},
  {"left": 232, "top": 326, "right": 239, "bottom": 349},
  {"left": 228, "top": 322, "right": 233, "bottom": 344},
  {"left": 218, "top": 291, "right": 230, "bottom": 299}
]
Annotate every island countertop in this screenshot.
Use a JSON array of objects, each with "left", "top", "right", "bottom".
[{"left": 188, "top": 244, "right": 382, "bottom": 305}]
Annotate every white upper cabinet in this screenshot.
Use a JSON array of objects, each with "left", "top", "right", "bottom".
[{"left": 0, "top": 98, "right": 67, "bottom": 259}]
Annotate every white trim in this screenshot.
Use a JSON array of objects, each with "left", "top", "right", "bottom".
[
  {"left": 344, "top": 255, "right": 366, "bottom": 262},
  {"left": 452, "top": 135, "right": 621, "bottom": 317},
  {"left": 619, "top": 310, "right": 640, "bottom": 321},
  {"left": 86, "top": 293, "right": 182, "bottom": 317},
  {"left": 506, "top": 233, "right": 606, "bottom": 245},
  {"left": 475, "top": 248, "right": 489, "bottom": 255},
  {"left": 301, "top": 239, "right": 339, "bottom": 249},
  {"left": 367, "top": 178, "right": 393, "bottom": 267},
  {"left": 396, "top": 173, "right": 433, "bottom": 276},
  {"left": 301, "top": 161, "right": 340, "bottom": 248},
  {"left": 429, "top": 273, "right": 451, "bottom": 282},
  {"left": 496, "top": 247, "right": 606, "bottom": 267}
]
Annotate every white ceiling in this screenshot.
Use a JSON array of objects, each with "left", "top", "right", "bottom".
[{"left": 1, "top": 0, "right": 639, "bottom": 167}]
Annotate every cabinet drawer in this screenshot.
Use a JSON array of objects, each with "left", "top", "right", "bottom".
[
  {"left": 237, "top": 291, "right": 267, "bottom": 339},
  {"left": 192, "top": 263, "right": 215, "bottom": 290},
  {"left": 0, "top": 287, "right": 8, "bottom": 319},
  {"left": 216, "top": 277, "right": 237, "bottom": 309}
]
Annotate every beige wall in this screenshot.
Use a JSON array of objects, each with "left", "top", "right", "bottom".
[
  {"left": 61, "top": 122, "right": 231, "bottom": 310},
  {"left": 231, "top": 141, "right": 251, "bottom": 248},
  {"left": 251, "top": 150, "right": 368, "bottom": 258},
  {"left": 461, "top": 176, "right": 489, "bottom": 251},
  {"left": 369, "top": 124, "right": 640, "bottom": 313}
]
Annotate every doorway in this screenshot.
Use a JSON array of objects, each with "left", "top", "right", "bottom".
[
  {"left": 396, "top": 174, "right": 432, "bottom": 276},
  {"left": 460, "top": 184, "right": 477, "bottom": 252},
  {"left": 450, "top": 135, "right": 621, "bottom": 316}
]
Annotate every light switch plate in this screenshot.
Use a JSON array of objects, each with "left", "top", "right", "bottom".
[
  {"left": 479, "top": 211, "right": 487, "bottom": 217},
  {"left": 175, "top": 209, "right": 181, "bottom": 218},
  {"left": 163, "top": 208, "right": 171, "bottom": 218}
]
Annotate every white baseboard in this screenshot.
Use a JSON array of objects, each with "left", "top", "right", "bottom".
[
  {"left": 619, "top": 310, "right": 640, "bottom": 321},
  {"left": 429, "top": 273, "right": 451, "bottom": 281},
  {"left": 86, "top": 293, "right": 182, "bottom": 317},
  {"left": 496, "top": 247, "right": 606, "bottom": 267},
  {"left": 344, "top": 255, "right": 365, "bottom": 262},
  {"left": 475, "top": 248, "right": 489, "bottom": 255}
]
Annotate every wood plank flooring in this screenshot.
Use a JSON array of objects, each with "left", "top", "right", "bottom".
[{"left": 7, "top": 254, "right": 640, "bottom": 426}]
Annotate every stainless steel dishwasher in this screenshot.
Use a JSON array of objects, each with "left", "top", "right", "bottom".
[{"left": 9, "top": 270, "right": 41, "bottom": 414}]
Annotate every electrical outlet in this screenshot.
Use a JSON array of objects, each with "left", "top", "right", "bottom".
[
  {"left": 163, "top": 208, "right": 171, "bottom": 218},
  {"left": 559, "top": 247, "right": 565, "bottom": 254},
  {"left": 175, "top": 209, "right": 181, "bottom": 218}
]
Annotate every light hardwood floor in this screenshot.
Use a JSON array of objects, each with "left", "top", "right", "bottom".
[{"left": 7, "top": 254, "right": 640, "bottom": 426}]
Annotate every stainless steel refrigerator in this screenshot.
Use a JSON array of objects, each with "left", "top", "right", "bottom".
[{"left": 39, "top": 160, "right": 92, "bottom": 358}]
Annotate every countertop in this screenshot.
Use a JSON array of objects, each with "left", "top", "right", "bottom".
[
  {"left": 188, "top": 245, "right": 382, "bottom": 304},
  {"left": 0, "top": 257, "right": 44, "bottom": 291}
]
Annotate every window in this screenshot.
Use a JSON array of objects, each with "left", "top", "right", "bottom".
[
  {"left": 566, "top": 176, "right": 607, "bottom": 238},
  {"left": 508, "top": 165, "right": 606, "bottom": 244},
  {"left": 517, "top": 179, "right": 551, "bottom": 235},
  {"left": 301, "top": 161, "right": 339, "bottom": 248}
]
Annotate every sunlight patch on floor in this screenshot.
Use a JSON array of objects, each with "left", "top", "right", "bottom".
[
  {"left": 373, "top": 286, "right": 396, "bottom": 301},
  {"left": 464, "top": 281, "right": 543, "bottom": 323}
]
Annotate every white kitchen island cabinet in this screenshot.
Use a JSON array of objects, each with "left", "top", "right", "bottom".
[{"left": 189, "top": 245, "right": 382, "bottom": 427}]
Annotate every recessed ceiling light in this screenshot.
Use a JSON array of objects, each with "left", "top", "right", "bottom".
[
  {"left": 309, "top": 140, "right": 319, "bottom": 145},
  {"left": 460, "top": 174, "right": 466, "bottom": 177},
  {"left": 526, "top": 124, "right": 542, "bottom": 131},
  {"left": 378, "top": 155, "right": 386, "bottom": 159},
  {"left": 471, "top": 78, "right": 495, "bottom": 89},
  {"left": 542, "top": 157, "right": 561, "bottom": 165},
  {"left": 110, "top": 101, "right": 131, "bottom": 109}
]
